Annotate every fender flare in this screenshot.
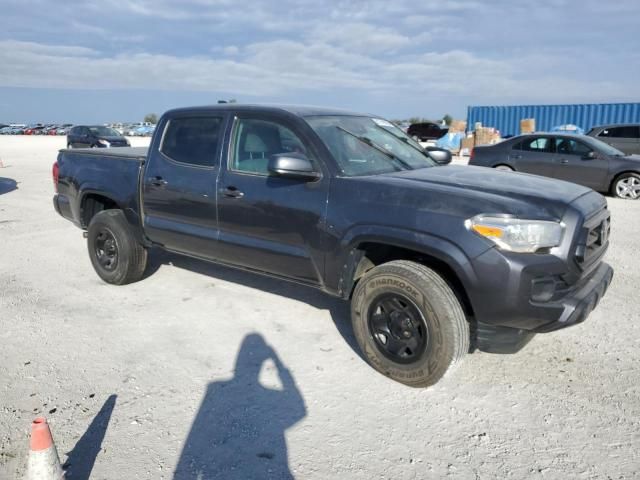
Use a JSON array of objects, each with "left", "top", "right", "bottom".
[
  {"left": 78, "top": 187, "right": 147, "bottom": 245},
  {"left": 337, "top": 224, "right": 481, "bottom": 301}
]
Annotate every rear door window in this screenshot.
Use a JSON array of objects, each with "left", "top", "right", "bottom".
[
  {"left": 161, "top": 117, "right": 223, "bottom": 167},
  {"left": 514, "top": 137, "right": 553, "bottom": 153}
]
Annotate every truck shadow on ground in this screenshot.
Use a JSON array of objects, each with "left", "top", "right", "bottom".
[
  {"left": 0, "top": 177, "right": 17, "bottom": 195},
  {"left": 63, "top": 394, "right": 117, "bottom": 480},
  {"left": 145, "top": 249, "right": 363, "bottom": 358},
  {"left": 174, "top": 333, "right": 306, "bottom": 479}
]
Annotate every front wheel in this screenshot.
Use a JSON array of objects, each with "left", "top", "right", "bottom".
[
  {"left": 351, "top": 260, "right": 469, "bottom": 387},
  {"left": 494, "top": 164, "right": 514, "bottom": 171},
  {"left": 612, "top": 173, "right": 640, "bottom": 199},
  {"left": 87, "top": 210, "right": 147, "bottom": 285}
]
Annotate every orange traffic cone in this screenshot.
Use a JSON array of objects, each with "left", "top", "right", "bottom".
[{"left": 26, "top": 417, "right": 64, "bottom": 480}]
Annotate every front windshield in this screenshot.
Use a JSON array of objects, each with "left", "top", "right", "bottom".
[
  {"left": 306, "top": 116, "right": 435, "bottom": 176},
  {"left": 89, "top": 126, "right": 121, "bottom": 137},
  {"left": 582, "top": 136, "right": 626, "bottom": 156}
]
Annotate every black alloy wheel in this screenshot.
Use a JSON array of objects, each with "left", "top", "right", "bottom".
[
  {"left": 368, "top": 294, "right": 429, "bottom": 364},
  {"left": 94, "top": 228, "right": 119, "bottom": 271}
]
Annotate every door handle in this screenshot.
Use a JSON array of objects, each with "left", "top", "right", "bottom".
[
  {"left": 511, "top": 155, "right": 522, "bottom": 160},
  {"left": 220, "top": 186, "right": 244, "bottom": 198},
  {"left": 149, "top": 176, "right": 168, "bottom": 186},
  {"left": 560, "top": 159, "right": 569, "bottom": 164}
]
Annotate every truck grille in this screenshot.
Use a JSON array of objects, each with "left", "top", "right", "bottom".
[{"left": 575, "top": 210, "right": 610, "bottom": 268}]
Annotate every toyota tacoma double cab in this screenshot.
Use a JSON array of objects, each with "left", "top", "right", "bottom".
[{"left": 52, "top": 105, "right": 614, "bottom": 387}]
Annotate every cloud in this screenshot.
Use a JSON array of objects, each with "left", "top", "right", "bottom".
[
  {"left": 307, "top": 23, "right": 411, "bottom": 53},
  {"left": 0, "top": 0, "right": 638, "bottom": 117}
]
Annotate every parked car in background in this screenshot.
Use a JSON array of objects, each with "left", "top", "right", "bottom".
[
  {"left": 469, "top": 133, "right": 640, "bottom": 199},
  {"left": 407, "top": 122, "right": 448, "bottom": 142},
  {"left": 8, "top": 125, "right": 26, "bottom": 134},
  {"left": 24, "top": 125, "right": 45, "bottom": 135},
  {"left": 587, "top": 124, "right": 640, "bottom": 155},
  {"left": 67, "top": 125, "right": 130, "bottom": 148},
  {"left": 56, "top": 124, "right": 73, "bottom": 135}
]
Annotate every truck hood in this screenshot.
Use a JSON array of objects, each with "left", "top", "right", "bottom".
[{"left": 370, "top": 165, "right": 594, "bottom": 220}]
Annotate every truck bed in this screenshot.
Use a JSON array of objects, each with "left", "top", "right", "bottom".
[
  {"left": 62, "top": 146, "right": 148, "bottom": 161},
  {"left": 54, "top": 147, "right": 147, "bottom": 228}
]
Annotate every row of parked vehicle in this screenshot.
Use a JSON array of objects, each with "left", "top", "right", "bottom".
[
  {"left": 109, "top": 123, "right": 157, "bottom": 137},
  {"left": 0, "top": 123, "right": 74, "bottom": 135},
  {"left": 0, "top": 122, "right": 157, "bottom": 137}
]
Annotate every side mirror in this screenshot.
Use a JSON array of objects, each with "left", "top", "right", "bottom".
[
  {"left": 583, "top": 151, "right": 596, "bottom": 160},
  {"left": 424, "top": 146, "right": 452, "bottom": 165},
  {"left": 268, "top": 153, "right": 320, "bottom": 181}
]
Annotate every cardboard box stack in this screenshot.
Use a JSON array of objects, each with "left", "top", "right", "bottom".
[
  {"left": 460, "top": 136, "right": 475, "bottom": 154},
  {"left": 520, "top": 118, "right": 536, "bottom": 134},
  {"left": 448, "top": 120, "right": 467, "bottom": 133}
]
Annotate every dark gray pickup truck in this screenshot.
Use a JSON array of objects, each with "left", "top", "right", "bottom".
[{"left": 53, "top": 105, "right": 613, "bottom": 387}]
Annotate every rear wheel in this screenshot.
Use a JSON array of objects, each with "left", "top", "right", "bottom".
[
  {"left": 87, "top": 210, "right": 147, "bottom": 285},
  {"left": 350, "top": 260, "right": 469, "bottom": 387},
  {"left": 612, "top": 173, "right": 640, "bottom": 199},
  {"left": 494, "top": 164, "right": 514, "bottom": 171}
]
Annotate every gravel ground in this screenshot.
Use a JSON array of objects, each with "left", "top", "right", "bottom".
[{"left": 1, "top": 136, "right": 639, "bottom": 479}]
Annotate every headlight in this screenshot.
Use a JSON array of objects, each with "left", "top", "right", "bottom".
[
  {"left": 98, "top": 139, "right": 110, "bottom": 147},
  {"left": 466, "top": 214, "right": 564, "bottom": 253}
]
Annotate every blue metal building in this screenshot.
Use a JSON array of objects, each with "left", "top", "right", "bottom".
[{"left": 466, "top": 103, "right": 640, "bottom": 137}]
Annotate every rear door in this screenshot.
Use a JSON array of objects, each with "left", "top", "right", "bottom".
[
  {"left": 509, "top": 136, "right": 557, "bottom": 176},
  {"left": 141, "top": 112, "right": 228, "bottom": 258},
  {"left": 215, "top": 113, "right": 329, "bottom": 285},
  {"left": 595, "top": 126, "right": 640, "bottom": 155},
  {"left": 551, "top": 137, "right": 609, "bottom": 190}
]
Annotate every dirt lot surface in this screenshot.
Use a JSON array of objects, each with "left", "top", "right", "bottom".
[{"left": 1, "top": 136, "right": 639, "bottom": 479}]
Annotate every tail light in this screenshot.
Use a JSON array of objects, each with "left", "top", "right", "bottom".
[
  {"left": 469, "top": 148, "right": 475, "bottom": 162},
  {"left": 52, "top": 162, "right": 59, "bottom": 192}
]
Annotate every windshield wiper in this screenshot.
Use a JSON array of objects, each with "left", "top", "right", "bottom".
[
  {"left": 336, "top": 126, "right": 413, "bottom": 170},
  {"left": 371, "top": 124, "right": 429, "bottom": 156}
]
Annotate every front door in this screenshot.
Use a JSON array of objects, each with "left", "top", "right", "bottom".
[
  {"left": 142, "top": 114, "right": 227, "bottom": 258},
  {"left": 216, "top": 114, "right": 329, "bottom": 285},
  {"left": 78, "top": 127, "right": 92, "bottom": 148},
  {"left": 509, "top": 136, "right": 557, "bottom": 177},
  {"left": 551, "top": 137, "right": 609, "bottom": 191}
]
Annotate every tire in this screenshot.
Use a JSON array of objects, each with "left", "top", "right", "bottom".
[
  {"left": 611, "top": 172, "right": 640, "bottom": 199},
  {"left": 87, "top": 210, "right": 147, "bottom": 285},
  {"left": 351, "top": 260, "right": 469, "bottom": 387},
  {"left": 493, "top": 164, "right": 514, "bottom": 171}
]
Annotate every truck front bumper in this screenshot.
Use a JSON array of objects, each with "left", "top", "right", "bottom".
[
  {"left": 532, "top": 261, "right": 613, "bottom": 333},
  {"left": 467, "top": 247, "right": 613, "bottom": 334}
]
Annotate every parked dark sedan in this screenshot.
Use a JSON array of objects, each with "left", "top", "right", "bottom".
[
  {"left": 407, "top": 122, "right": 448, "bottom": 142},
  {"left": 67, "top": 125, "right": 130, "bottom": 149},
  {"left": 469, "top": 133, "right": 640, "bottom": 199},
  {"left": 587, "top": 124, "right": 640, "bottom": 155}
]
